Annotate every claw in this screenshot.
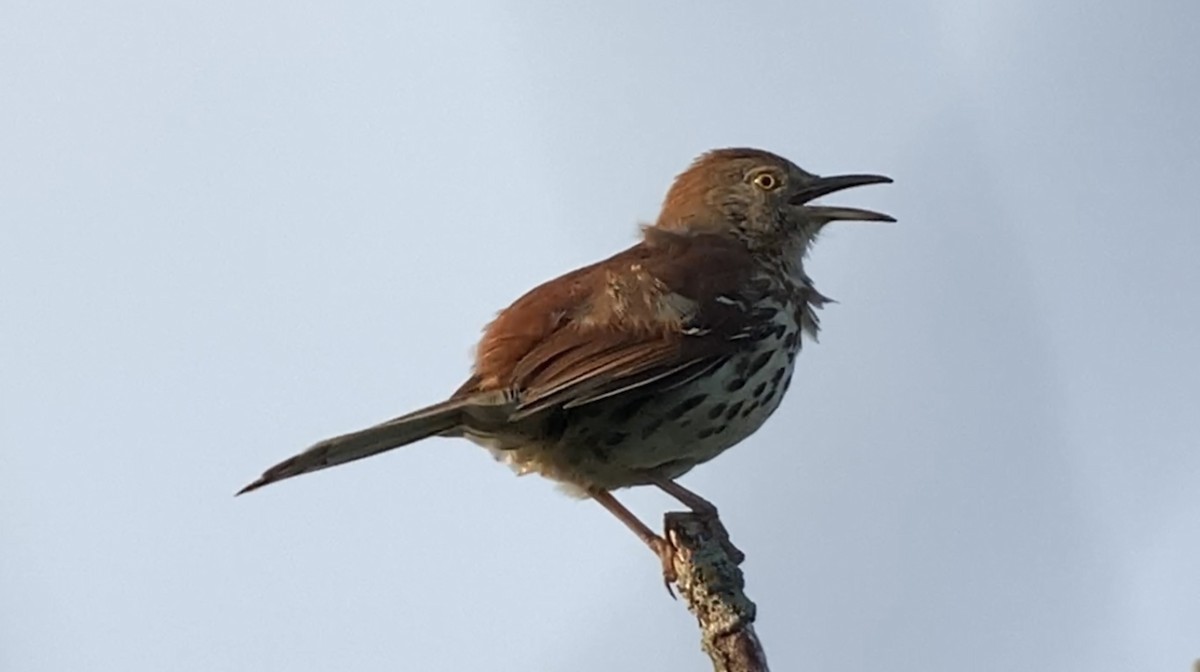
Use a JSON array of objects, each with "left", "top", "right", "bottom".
[{"left": 652, "top": 536, "right": 679, "bottom": 598}]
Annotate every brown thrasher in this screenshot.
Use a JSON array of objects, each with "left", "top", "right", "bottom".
[{"left": 238, "top": 148, "right": 892, "bottom": 572}]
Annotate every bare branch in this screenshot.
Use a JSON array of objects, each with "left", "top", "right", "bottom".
[{"left": 665, "top": 511, "right": 768, "bottom": 672}]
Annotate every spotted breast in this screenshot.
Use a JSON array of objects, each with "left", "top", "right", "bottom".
[{"left": 472, "top": 275, "right": 817, "bottom": 493}]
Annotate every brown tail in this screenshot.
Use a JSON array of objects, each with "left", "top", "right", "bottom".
[{"left": 237, "top": 398, "right": 473, "bottom": 495}]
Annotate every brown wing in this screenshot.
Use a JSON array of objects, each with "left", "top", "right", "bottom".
[{"left": 454, "top": 228, "right": 771, "bottom": 418}]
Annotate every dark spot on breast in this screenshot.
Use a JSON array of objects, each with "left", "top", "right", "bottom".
[
  {"left": 603, "top": 431, "right": 628, "bottom": 446},
  {"left": 640, "top": 417, "right": 664, "bottom": 440},
  {"left": 762, "top": 388, "right": 778, "bottom": 406},
  {"left": 752, "top": 305, "right": 779, "bottom": 322},
  {"left": 782, "top": 373, "right": 793, "bottom": 393},
  {"left": 741, "top": 401, "right": 760, "bottom": 417},
  {"left": 697, "top": 427, "right": 716, "bottom": 439},
  {"left": 608, "top": 395, "right": 651, "bottom": 423},
  {"left": 772, "top": 323, "right": 787, "bottom": 339},
  {"left": 666, "top": 394, "right": 708, "bottom": 421},
  {"left": 707, "top": 402, "right": 728, "bottom": 419},
  {"left": 752, "top": 381, "right": 768, "bottom": 398},
  {"left": 714, "top": 424, "right": 728, "bottom": 434},
  {"left": 746, "top": 351, "right": 773, "bottom": 377},
  {"left": 725, "top": 401, "right": 744, "bottom": 420},
  {"left": 783, "top": 331, "right": 798, "bottom": 349},
  {"left": 734, "top": 357, "right": 750, "bottom": 376},
  {"left": 771, "top": 367, "right": 786, "bottom": 386},
  {"left": 725, "top": 377, "right": 747, "bottom": 392}
]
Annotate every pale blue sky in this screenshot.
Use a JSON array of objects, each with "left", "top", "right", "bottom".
[{"left": 3, "top": 2, "right": 1198, "bottom": 670}]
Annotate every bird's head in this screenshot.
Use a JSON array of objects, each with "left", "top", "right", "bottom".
[{"left": 654, "top": 148, "right": 893, "bottom": 256}]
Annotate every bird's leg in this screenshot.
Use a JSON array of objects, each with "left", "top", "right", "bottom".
[
  {"left": 654, "top": 478, "right": 719, "bottom": 518},
  {"left": 654, "top": 478, "right": 745, "bottom": 564},
  {"left": 590, "top": 489, "right": 678, "bottom": 591}
]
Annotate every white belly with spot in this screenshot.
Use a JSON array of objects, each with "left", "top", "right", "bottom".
[{"left": 470, "top": 304, "right": 805, "bottom": 491}]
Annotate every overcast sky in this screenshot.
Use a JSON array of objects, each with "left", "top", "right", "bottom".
[{"left": 3, "top": 1, "right": 1199, "bottom": 670}]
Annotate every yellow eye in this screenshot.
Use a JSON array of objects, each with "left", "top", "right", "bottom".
[{"left": 752, "top": 173, "right": 779, "bottom": 190}]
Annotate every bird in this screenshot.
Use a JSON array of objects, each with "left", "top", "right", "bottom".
[{"left": 237, "top": 147, "right": 892, "bottom": 574}]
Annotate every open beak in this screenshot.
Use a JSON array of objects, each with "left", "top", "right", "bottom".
[{"left": 788, "top": 173, "right": 894, "bottom": 222}]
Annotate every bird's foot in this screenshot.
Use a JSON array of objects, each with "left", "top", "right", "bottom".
[{"left": 651, "top": 534, "right": 679, "bottom": 597}]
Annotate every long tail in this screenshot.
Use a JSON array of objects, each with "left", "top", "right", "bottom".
[{"left": 237, "top": 397, "right": 476, "bottom": 495}]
